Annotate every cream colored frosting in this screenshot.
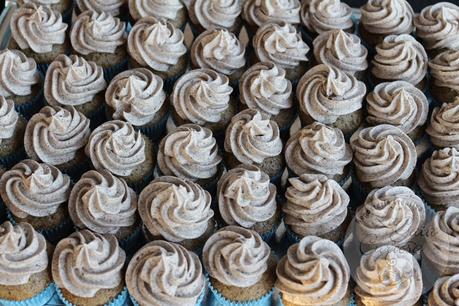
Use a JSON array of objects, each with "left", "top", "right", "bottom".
[
  {"left": 158, "top": 124, "right": 221, "bottom": 181},
  {"left": 428, "top": 101, "right": 459, "bottom": 149},
  {"left": 70, "top": 10, "right": 126, "bottom": 55},
  {"left": 203, "top": 226, "right": 270, "bottom": 287},
  {"left": 18, "top": 0, "right": 60, "bottom": 4},
  {"left": 76, "top": 0, "right": 126, "bottom": 16},
  {"left": 367, "top": 81, "right": 429, "bottom": 134},
  {"left": 285, "top": 122, "right": 352, "bottom": 178},
  {"left": 239, "top": 61, "right": 292, "bottom": 117},
  {"left": 429, "top": 50, "right": 459, "bottom": 92},
  {"left": 284, "top": 174, "right": 349, "bottom": 237},
  {"left": 0, "top": 96, "right": 18, "bottom": 143},
  {"left": 0, "top": 49, "right": 40, "bottom": 97},
  {"left": 301, "top": 0, "right": 353, "bottom": 34},
  {"left": 128, "top": 0, "right": 184, "bottom": 21},
  {"left": 128, "top": 17, "right": 187, "bottom": 72},
  {"left": 361, "top": 0, "right": 414, "bottom": 35},
  {"left": 68, "top": 170, "right": 137, "bottom": 234},
  {"left": 105, "top": 68, "right": 165, "bottom": 126},
  {"left": 297, "top": 64, "right": 366, "bottom": 124},
  {"left": 126, "top": 240, "right": 204, "bottom": 306},
  {"left": 0, "top": 159, "right": 70, "bottom": 218},
  {"left": 224, "top": 109, "right": 282, "bottom": 165},
  {"left": 243, "top": 0, "right": 300, "bottom": 27},
  {"left": 52, "top": 230, "right": 125, "bottom": 298},
  {"left": 85, "top": 120, "right": 146, "bottom": 177},
  {"left": 191, "top": 0, "right": 242, "bottom": 30},
  {"left": 24, "top": 106, "right": 91, "bottom": 166},
  {"left": 171, "top": 68, "right": 232, "bottom": 125},
  {"left": 276, "top": 236, "right": 350, "bottom": 306},
  {"left": 10, "top": 4, "right": 67, "bottom": 53},
  {"left": 139, "top": 176, "right": 213, "bottom": 242},
  {"left": 428, "top": 274, "right": 459, "bottom": 306},
  {"left": 372, "top": 34, "right": 428, "bottom": 86},
  {"left": 253, "top": 22, "right": 309, "bottom": 70},
  {"left": 350, "top": 124, "right": 416, "bottom": 188},
  {"left": 217, "top": 164, "right": 276, "bottom": 228},
  {"left": 0, "top": 222, "right": 48, "bottom": 286},
  {"left": 45, "top": 54, "right": 107, "bottom": 107},
  {"left": 355, "top": 245, "right": 422, "bottom": 306}
]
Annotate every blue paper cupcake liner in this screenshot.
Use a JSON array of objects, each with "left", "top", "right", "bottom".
[
  {"left": 104, "top": 59, "right": 128, "bottom": 82},
  {"left": 0, "top": 147, "right": 26, "bottom": 169},
  {"left": 0, "top": 282, "right": 56, "bottom": 306},
  {"left": 14, "top": 88, "right": 45, "bottom": 120},
  {"left": 130, "top": 287, "right": 206, "bottom": 306},
  {"left": 260, "top": 223, "right": 279, "bottom": 244},
  {"left": 137, "top": 111, "right": 170, "bottom": 142},
  {"left": 56, "top": 286, "right": 128, "bottom": 306},
  {"left": 284, "top": 223, "right": 344, "bottom": 249},
  {"left": 119, "top": 226, "right": 143, "bottom": 258}
]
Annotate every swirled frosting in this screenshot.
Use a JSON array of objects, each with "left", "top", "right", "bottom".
[
  {"left": 0, "top": 222, "right": 48, "bottom": 286},
  {"left": 372, "top": 34, "right": 428, "bottom": 86},
  {"left": 18, "top": 0, "right": 60, "bottom": 4},
  {"left": 355, "top": 186, "right": 425, "bottom": 249},
  {"left": 0, "top": 97, "right": 18, "bottom": 143},
  {"left": 191, "top": 28, "right": 246, "bottom": 76},
  {"left": 85, "top": 120, "right": 146, "bottom": 177},
  {"left": 313, "top": 30, "right": 368, "bottom": 75},
  {"left": 203, "top": 226, "right": 270, "bottom": 287},
  {"left": 76, "top": 0, "right": 126, "bottom": 16},
  {"left": 367, "top": 81, "right": 429, "bottom": 134},
  {"left": 428, "top": 274, "right": 459, "bottom": 306},
  {"left": 69, "top": 170, "right": 137, "bottom": 234},
  {"left": 253, "top": 22, "right": 309, "bottom": 70},
  {"left": 105, "top": 68, "right": 165, "bottom": 126},
  {"left": 429, "top": 50, "right": 459, "bottom": 92},
  {"left": 44, "top": 54, "right": 107, "bottom": 107},
  {"left": 296, "top": 64, "right": 366, "bottom": 124},
  {"left": 414, "top": 2, "right": 459, "bottom": 51},
  {"left": 301, "top": 0, "right": 353, "bottom": 34},
  {"left": 191, "top": 0, "right": 242, "bottom": 30},
  {"left": 0, "top": 49, "right": 40, "bottom": 97},
  {"left": 0, "top": 160, "right": 70, "bottom": 218},
  {"left": 355, "top": 245, "right": 422, "bottom": 306},
  {"left": 158, "top": 124, "right": 221, "bottom": 181},
  {"left": 70, "top": 11, "right": 126, "bottom": 55},
  {"left": 128, "top": 0, "right": 184, "bottom": 21},
  {"left": 139, "top": 176, "right": 213, "bottom": 242},
  {"left": 239, "top": 61, "right": 292, "bottom": 117},
  {"left": 427, "top": 101, "right": 459, "bottom": 149},
  {"left": 242, "top": 0, "right": 300, "bottom": 27},
  {"left": 24, "top": 106, "right": 91, "bottom": 166},
  {"left": 284, "top": 174, "right": 349, "bottom": 237},
  {"left": 360, "top": 0, "right": 414, "bottom": 35},
  {"left": 285, "top": 122, "right": 352, "bottom": 178},
  {"left": 224, "top": 109, "right": 282, "bottom": 165},
  {"left": 217, "top": 164, "right": 277, "bottom": 228},
  {"left": 128, "top": 17, "right": 187, "bottom": 72},
  {"left": 276, "top": 236, "right": 350, "bottom": 305},
  {"left": 10, "top": 4, "right": 67, "bottom": 53},
  {"left": 52, "top": 230, "right": 125, "bottom": 298},
  {"left": 126, "top": 240, "right": 204, "bottom": 306},
  {"left": 350, "top": 125, "right": 416, "bottom": 188},
  {"left": 171, "top": 68, "right": 233, "bottom": 125}
]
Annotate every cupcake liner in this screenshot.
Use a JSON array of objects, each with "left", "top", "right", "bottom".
[
  {"left": 130, "top": 287, "right": 206, "bottom": 306},
  {"left": 14, "top": 88, "right": 45, "bottom": 120},
  {"left": 260, "top": 223, "right": 279, "bottom": 244},
  {"left": 37, "top": 63, "right": 50, "bottom": 76},
  {"left": 0, "top": 147, "right": 26, "bottom": 169},
  {"left": 276, "top": 292, "right": 356, "bottom": 306},
  {"left": 56, "top": 286, "right": 128, "bottom": 306},
  {"left": 128, "top": 168, "right": 155, "bottom": 194},
  {"left": 104, "top": 59, "right": 128, "bottom": 82},
  {"left": 284, "top": 222, "right": 344, "bottom": 249},
  {"left": 0, "top": 283, "right": 56, "bottom": 306},
  {"left": 119, "top": 226, "right": 143, "bottom": 258},
  {"left": 137, "top": 110, "right": 170, "bottom": 142},
  {"left": 57, "top": 157, "right": 91, "bottom": 182},
  {"left": 0, "top": 202, "right": 6, "bottom": 223},
  {"left": 87, "top": 102, "right": 107, "bottom": 130}
]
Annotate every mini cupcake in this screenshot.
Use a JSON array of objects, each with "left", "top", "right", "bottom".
[
  {"left": 429, "top": 50, "right": 459, "bottom": 103},
  {"left": 188, "top": 0, "right": 242, "bottom": 34},
  {"left": 0, "top": 96, "right": 27, "bottom": 167},
  {"left": 371, "top": 34, "right": 428, "bottom": 90},
  {"left": 126, "top": 240, "right": 205, "bottom": 306},
  {"left": 427, "top": 100, "right": 459, "bottom": 149},
  {"left": 427, "top": 274, "right": 459, "bottom": 306},
  {"left": 105, "top": 68, "right": 168, "bottom": 140},
  {"left": 276, "top": 236, "right": 352, "bottom": 306},
  {"left": 128, "top": 0, "right": 187, "bottom": 29},
  {"left": 138, "top": 176, "right": 215, "bottom": 252},
  {"left": 70, "top": 10, "right": 127, "bottom": 80},
  {"left": 0, "top": 159, "right": 72, "bottom": 242},
  {"left": 355, "top": 245, "right": 423, "bottom": 306},
  {"left": 296, "top": 64, "right": 366, "bottom": 137},
  {"left": 203, "top": 226, "right": 276, "bottom": 306},
  {"left": 252, "top": 22, "right": 309, "bottom": 81},
  {"left": 24, "top": 105, "right": 91, "bottom": 179},
  {"left": 17, "top": 0, "right": 73, "bottom": 19},
  {"left": 85, "top": 120, "right": 155, "bottom": 192},
  {"left": 360, "top": 0, "right": 414, "bottom": 48},
  {"left": 74, "top": 0, "right": 128, "bottom": 17},
  {"left": 52, "top": 230, "right": 127, "bottom": 306},
  {"left": 127, "top": 17, "right": 187, "bottom": 88},
  {"left": 0, "top": 221, "right": 54, "bottom": 306}
]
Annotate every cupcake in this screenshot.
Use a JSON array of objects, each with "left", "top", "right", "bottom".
[
  {"left": 188, "top": 0, "right": 242, "bottom": 34},
  {"left": 105, "top": 68, "right": 168, "bottom": 140},
  {"left": 276, "top": 236, "right": 351, "bottom": 306},
  {"left": 170, "top": 68, "right": 236, "bottom": 136},
  {"left": 252, "top": 22, "right": 309, "bottom": 81},
  {"left": 70, "top": 10, "right": 127, "bottom": 80},
  {"left": 217, "top": 164, "right": 279, "bottom": 240},
  {"left": 0, "top": 221, "right": 54, "bottom": 306},
  {"left": 203, "top": 226, "right": 276, "bottom": 305},
  {"left": 429, "top": 50, "right": 459, "bottom": 103},
  {"left": 0, "top": 96, "right": 27, "bottom": 167},
  {"left": 283, "top": 174, "right": 350, "bottom": 244},
  {"left": 24, "top": 105, "right": 91, "bottom": 179},
  {"left": 126, "top": 240, "right": 205, "bottom": 306},
  {"left": 427, "top": 274, "right": 459, "bottom": 306},
  {"left": 296, "top": 64, "right": 366, "bottom": 137},
  {"left": 359, "top": 0, "right": 414, "bottom": 48},
  {"left": 354, "top": 245, "right": 423, "bottom": 306},
  {"left": 427, "top": 100, "right": 459, "bottom": 149},
  {"left": 0, "top": 166, "right": 5, "bottom": 222},
  {"left": 0, "top": 159, "right": 72, "bottom": 242},
  {"left": 127, "top": 17, "right": 187, "bottom": 88},
  {"left": 128, "top": 0, "right": 187, "bottom": 29},
  {"left": 85, "top": 120, "right": 155, "bottom": 191},
  {"left": 52, "top": 230, "right": 127, "bottom": 306},
  {"left": 17, "top": 0, "right": 73, "bottom": 19},
  {"left": 74, "top": 0, "right": 128, "bottom": 17},
  {"left": 138, "top": 176, "right": 215, "bottom": 252},
  {"left": 371, "top": 34, "right": 428, "bottom": 90}
]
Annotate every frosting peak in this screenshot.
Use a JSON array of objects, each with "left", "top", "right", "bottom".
[
  {"left": 0, "top": 97, "right": 18, "bottom": 143},
  {"left": 361, "top": 0, "right": 414, "bottom": 35},
  {"left": 301, "top": 0, "right": 353, "bottom": 34},
  {"left": 191, "top": 0, "right": 242, "bottom": 30},
  {"left": 243, "top": 0, "right": 301, "bottom": 27},
  {"left": 427, "top": 100, "right": 459, "bottom": 149},
  {"left": 0, "top": 49, "right": 40, "bottom": 97},
  {"left": 428, "top": 274, "right": 459, "bottom": 306},
  {"left": 76, "top": 0, "right": 127, "bottom": 16}
]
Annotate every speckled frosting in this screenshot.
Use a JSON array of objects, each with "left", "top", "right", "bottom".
[
  {"left": 428, "top": 274, "right": 459, "bottom": 306},
  {"left": 301, "top": 0, "right": 353, "bottom": 34},
  {"left": 429, "top": 50, "right": 459, "bottom": 92},
  {"left": 0, "top": 49, "right": 40, "bottom": 97},
  {"left": 76, "top": 0, "right": 126, "bottom": 16},
  {"left": 0, "top": 96, "right": 18, "bottom": 143},
  {"left": 427, "top": 100, "right": 459, "bottom": 149},
  {"left": 243, "top": 0, "right": 301, "bottom": 27},
  {"left": 360, "top": 0, "right": 414, "bottom": 35},
  {"left": 128, "top": 0, "right": 184, "bottom": 21},
  {"left": 191, "top": 0, "right": 242, "bottom": 30}
]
